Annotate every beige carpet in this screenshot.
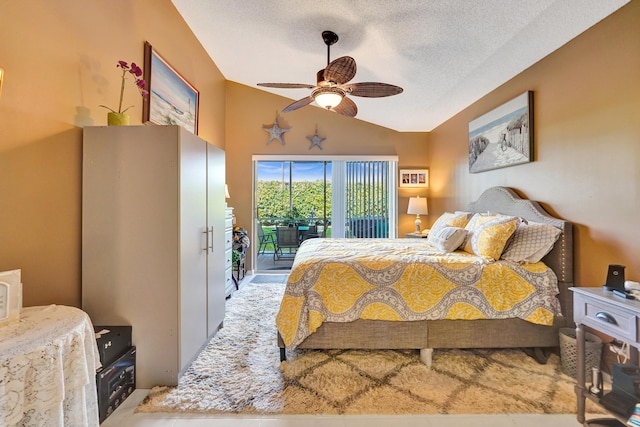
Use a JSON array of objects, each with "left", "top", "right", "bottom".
[{"left": 137, "top": 279, "right": 599, "bottom": 415}]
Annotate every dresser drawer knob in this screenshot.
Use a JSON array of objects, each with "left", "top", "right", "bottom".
[{"left": 596, "top": 311, "right": 618, "bottom": 325}]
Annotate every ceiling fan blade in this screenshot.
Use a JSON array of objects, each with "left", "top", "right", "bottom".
[
  {"left": 282, "top": 96, "right": 314, "bottom": 113},
  {"left": 331, "top": 96, "right": 357, "bottom": 117},
  {"left": 258, "top": 83, "right": 315, "bottom": 89},
  {"left": 344, "top": 82, "right": 404, "bottom": 98},
  {"left": 324, "top": 56, "right": 357, "bottom": 85}
]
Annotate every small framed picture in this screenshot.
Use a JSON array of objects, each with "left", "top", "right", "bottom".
[
  {"left": 143, "top": 41, "right": 199, "bottom": 135},
  {"left": 400, "top": 169, "right": 429, "bottom": 188}
]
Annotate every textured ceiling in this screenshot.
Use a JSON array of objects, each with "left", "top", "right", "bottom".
[{"left": 172, "top": 0, "right": 628, "bottom": 132}]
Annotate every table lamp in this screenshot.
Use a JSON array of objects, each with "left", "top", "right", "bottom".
[
  {"left": 225, "top": 184, "right": 230, "bottom": 206},
  {"left": 407, "top": 195, "right": 428, "bottom": 233}
]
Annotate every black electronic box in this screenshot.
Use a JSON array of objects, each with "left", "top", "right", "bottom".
[
  {"left": 94, "top": 325, "right": 132, "bottom": 367},
  {"left": 613, "top": 363, "right": 640, "bottom": 401},
  {"left": 96, "top": 346, "right": 136, "bottom": 423},
  {"left": 603, "top": 264, "right": 626, "bottom": 292}
]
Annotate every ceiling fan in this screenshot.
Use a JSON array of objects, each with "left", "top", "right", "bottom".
[{"left": 257, "top": 31, "right": 403, "bottom": 118}]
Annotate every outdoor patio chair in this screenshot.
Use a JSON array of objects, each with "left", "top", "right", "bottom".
[
  {"left": 257, "top": 223, "right": 276, "bottom": 255},
  {"left": 300, "top": 224, "right": 320, "bottom": 241},
  {"left": 274, "top": 226, "right": 300, "bottom": 261}
]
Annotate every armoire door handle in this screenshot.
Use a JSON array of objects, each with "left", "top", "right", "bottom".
[{"left": 203, "top": 228, "right": 209, "bottom": 252}]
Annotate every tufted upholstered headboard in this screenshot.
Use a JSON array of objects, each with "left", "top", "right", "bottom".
[{"left": 466, "top": 186, "right": 574, "bottom": 322}]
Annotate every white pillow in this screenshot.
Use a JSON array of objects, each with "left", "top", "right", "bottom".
[
  {"left": 427, "top": 227, "right": 468, "bottom": 253},
  {"left": 429, "top": 212, "right": 473, "bottom": 236},
  {"left": 501, "top": 221, "right": 562, "bottom": 263}
]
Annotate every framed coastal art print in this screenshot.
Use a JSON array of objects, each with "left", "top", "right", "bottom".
[
  {"left": 143, "top": 41, "right": 199, "bottom": 135},
  {"left": 399, "top": 169, "right": 429, "bottom": 188},
  {"left": 468, "top": 91, "right": 533, "bottom": 173}
]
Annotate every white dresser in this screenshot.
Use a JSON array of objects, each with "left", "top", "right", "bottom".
[{"left": 225, "top": 207, "right": 234, "bottom": 297}]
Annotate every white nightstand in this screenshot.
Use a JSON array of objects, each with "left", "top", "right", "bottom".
[{"left": 571, "top": 287, "right": 640, "bottom": 425}]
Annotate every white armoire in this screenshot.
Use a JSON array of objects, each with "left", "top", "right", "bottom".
[{"left": 82, "top": 125, "right": 226, "bottom": 388}]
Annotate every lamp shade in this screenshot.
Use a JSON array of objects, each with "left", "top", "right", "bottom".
[
  {"left": 0, "top": 68, "right": 4, "bottom": 99},
  {"left": 407, "top": 196, "right": 428, "bottom": 215},
  {"left": 225, "top": 184, "right": 230, "bottom": 199}
]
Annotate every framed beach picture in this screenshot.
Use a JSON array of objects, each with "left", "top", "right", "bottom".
[
  {"left": 468, "top": 91, "right": 533, "bottom": 173},
  {"left": 399, "top": 169, "right": 429, "bottom": 188},
  {"left": 143, "top": 41, "right": 199, "bottom": 135}
]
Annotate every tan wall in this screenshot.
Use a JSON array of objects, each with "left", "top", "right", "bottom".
[
  {"left": 428, "top": 1, "right": 640, "bottom": 286},
  {"left": 2, "top": 0, "right": 635, "bottom": 307},
  {"left": 0, "top": 0, "right": 226, "bottom": 307},
  {"left": 224, "top": 82, "right": 429, "bottom": 270}
]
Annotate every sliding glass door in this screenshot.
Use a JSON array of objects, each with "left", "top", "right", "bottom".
[
  {"left": 255, "top": 161, "right": 332, "bottom": 235},
  {"left": 345, "top": 161, "right": 391, "bottom": 238},
  {"left": 253, "top": 155, "right": 397, "bottom": 272}
]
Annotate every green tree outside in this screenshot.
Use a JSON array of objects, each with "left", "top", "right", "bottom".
[{"left": 256, "top": 180, "right": 332, "bottom": 225}]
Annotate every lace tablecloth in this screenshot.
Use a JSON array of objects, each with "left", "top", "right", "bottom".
[{"left": 0, "top": 305, "right": 101, "bottom": 426}]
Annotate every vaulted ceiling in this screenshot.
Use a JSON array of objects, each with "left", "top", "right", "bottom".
[{"left": 172, "top": 0, "right": 629, "bottom": 132}]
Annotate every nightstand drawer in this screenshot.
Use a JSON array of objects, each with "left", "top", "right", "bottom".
[{"left": 578, "top": 295, "right": 638, "bottom": 343}]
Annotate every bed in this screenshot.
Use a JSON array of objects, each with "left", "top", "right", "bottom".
[{"left": 276, "top": 186, "right": 573, "bottom": 366}]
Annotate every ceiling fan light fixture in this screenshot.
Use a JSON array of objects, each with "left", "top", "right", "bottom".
[
  {"left": 313, "top": 87, "right": 344, "bottom": 109},
  {"left": 258, "top": 31, "right": 401, "bottom": 117}
]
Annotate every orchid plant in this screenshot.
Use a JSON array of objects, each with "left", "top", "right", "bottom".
[{"left": 100, "top": 60, "right": 149, "bottom": 114}]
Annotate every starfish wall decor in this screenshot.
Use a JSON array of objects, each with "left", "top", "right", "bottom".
[
  {"left": 306, "top": 126, "right": 326, "bottom": 150},
  {"left": 262, "top": 115, "right": 290, "bottom": 145}
]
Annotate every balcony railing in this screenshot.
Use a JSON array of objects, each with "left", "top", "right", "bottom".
[
  {"left": 258, "top": 216, "right": 388, "bottom": 239},
  {"left": 258, "top": 216, "right": 331, "bottom": 227}
]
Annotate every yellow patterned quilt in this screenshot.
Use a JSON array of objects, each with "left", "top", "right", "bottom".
[{"left": 276, "top": 238, "right": 561, "bottom": 349}]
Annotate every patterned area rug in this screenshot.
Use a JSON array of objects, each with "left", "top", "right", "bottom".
[{"left": 137, "top": 278, "right": 598, "bottom": 415}]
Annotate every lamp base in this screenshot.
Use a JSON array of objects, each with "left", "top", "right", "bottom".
[{"left": 414, "top": 216, "right": 422, "bottom": 234}]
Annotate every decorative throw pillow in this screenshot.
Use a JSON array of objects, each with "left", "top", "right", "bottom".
[
  {"left": 463, "top": 214, "right": 519, "bottom": 261},
  {"left": 430, "top": 212, "right": 473, "bottom": 237},
  {"left": 501, "top": 221, "right": 562, "bottom": 263},
  {"left": 427, "top": 226, "right": 468, "bottom": 253}
]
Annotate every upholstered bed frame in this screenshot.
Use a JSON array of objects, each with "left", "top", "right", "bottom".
[{"left": 277, "top": 186, "right": 573, "bottom": 365}]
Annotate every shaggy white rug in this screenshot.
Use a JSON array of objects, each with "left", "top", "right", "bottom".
[{"left": 137, "top": 279, "right": 599, "bottom": 415}]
